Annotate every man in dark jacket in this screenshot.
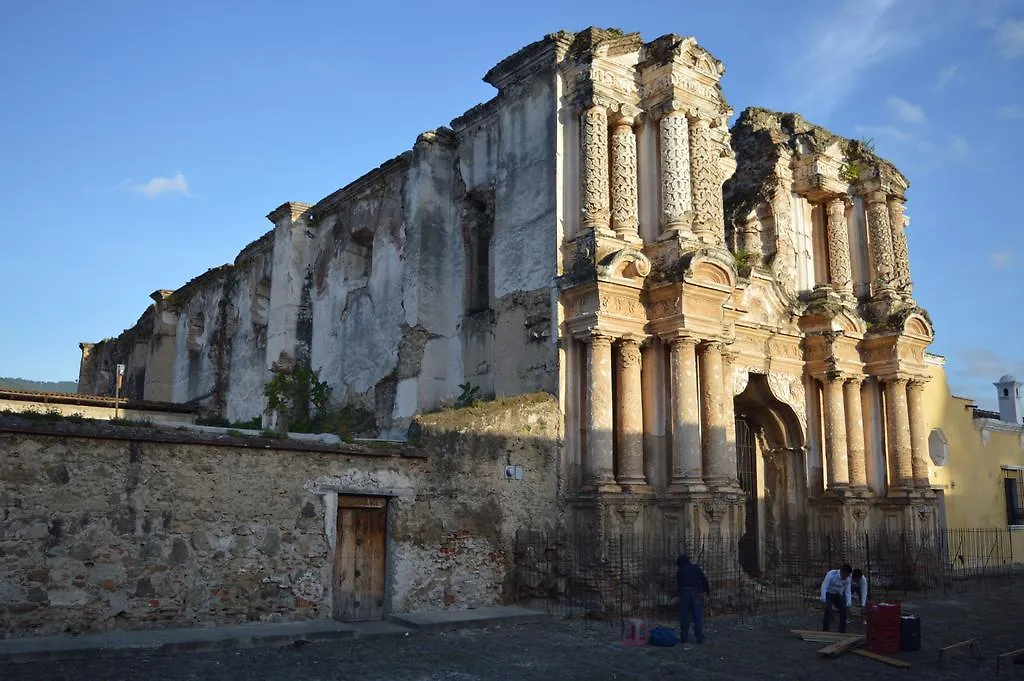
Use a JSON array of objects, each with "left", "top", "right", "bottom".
[{"left": 676, "top": 554, "right": 711, "bottom": 644}]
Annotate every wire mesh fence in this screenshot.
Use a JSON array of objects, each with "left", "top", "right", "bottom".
[{"left": 511, "top": 527, "right": 1023, "bottom": 625}]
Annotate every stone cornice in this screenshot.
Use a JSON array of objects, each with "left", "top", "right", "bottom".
[
  {"left": 308, "top": 152, "right": 411, "bottom": 219},
  {"left": 483, "top": 34, "right": 559, "bottom": 95},
  {"left": 266, "top": 201, "right": 313, "bottom": 225},
  {"left": 450, "top": 97, "right": 499, "bottom": 135}
]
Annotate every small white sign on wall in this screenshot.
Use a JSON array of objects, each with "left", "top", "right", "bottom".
[{"left": 504, "top": 464, "right": 524, "bottom": 480}]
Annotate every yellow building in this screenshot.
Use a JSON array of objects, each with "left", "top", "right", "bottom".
[{"left": 922, "top": 354, "right": 1024, "bottom": 564}]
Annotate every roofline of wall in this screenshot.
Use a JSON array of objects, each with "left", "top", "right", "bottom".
[{"left": 0, "top": 423, "right": 426, "bottom": 458}]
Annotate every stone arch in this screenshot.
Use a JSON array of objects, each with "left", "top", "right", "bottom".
[{"left": 733, "top": 373, "right": 807, "bottom": 577}]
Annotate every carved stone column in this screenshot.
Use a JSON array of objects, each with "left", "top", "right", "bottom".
[
  {"left": 581, "top": 105, "right": 610, "bottom": 233},
  {"left": 585, "top": 332, "right": 619, "bottom": 492},
  {"left": 888, "top": 197, "right": 912, "bottom": 295},
  {"left": 907, "top": 379, "right": 930, "bottom": 489},
  {"left": 884, "top": 376, "right": 914, "bottom": 489},
  {"left": 658, "top": 109, "right": 693, "bottom": 237},
  {"left": 865, "top": 191, "right": 896, "bottom": 295},
  {"left": 699, "top": 341, "right": 729, "bottom": 486},
  {"left": 826, "top": 197, "right": 853, "bottom": 296},
  {"left": 844, "top": 377, "right": 868, "bottom": 490},
  {"left": 616, "top": 338, "right": 647, "bottom": 490},
  {"left": 609, "top": 117, "right": 640, "bottom": 242},
  {"left": 821, "top": 374, "right": 850, "bottom": 489},
  {"left": 669, "top": 336, "right": 704, "bottom": 491},
  {"left": 688, "top": 113, "right": 723, "bottom": 245}
]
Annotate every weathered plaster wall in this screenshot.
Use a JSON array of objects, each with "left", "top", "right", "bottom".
[
  {"left": 309, "top": 163, "right": 407, "bottom": 430},
  {"left": 490, "top": 65, "right": 558, "bottom": 398},
  {"left": 224, "top": 234, "right": 275, "bottom": 424},
  {"left": 0, "top": 393, "right": 561, "bottom": 638}
]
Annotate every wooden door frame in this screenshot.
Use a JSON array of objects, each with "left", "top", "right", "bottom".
[{"left": 322, "top": 490, "right": 394, "bottom": 622}]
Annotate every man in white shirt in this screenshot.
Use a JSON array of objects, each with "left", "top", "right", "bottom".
[{"left": 819, "top": 563, "right": 852, "bottom": 632}]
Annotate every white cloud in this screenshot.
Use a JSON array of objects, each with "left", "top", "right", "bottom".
[
  {"left": 885, "top": 96, "right": 928, "bottom": 125},
  {"left": 933, "top": 65, "right": 958, "bottom": 92},
  {"left": 994, "top": 18, "right": 1024, "bottom": 58},
  {"left": 998, "top": 104, "right": 1024, "bottom": 119},
  {"left": 988, "top": 250, "right": 1017, "bottom": 269},
  {"left": 135, "top": 172, "right": 193, "bottom": 198},
  {"left": 790, "top": 0, "right": 919, "bottom": 117}
]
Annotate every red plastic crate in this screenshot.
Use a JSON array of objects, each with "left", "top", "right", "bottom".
[{"left": 866, "top": 602, "right": 903, "bottom": 655}]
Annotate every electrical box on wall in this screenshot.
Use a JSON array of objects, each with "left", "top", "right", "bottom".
[{"left": 504, "top": 464, "right": 523, "bottom": 480}]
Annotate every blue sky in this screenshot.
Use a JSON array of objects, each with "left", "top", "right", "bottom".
[{"left": 1, "top": 0, "right": 1022, "bottom": 408}]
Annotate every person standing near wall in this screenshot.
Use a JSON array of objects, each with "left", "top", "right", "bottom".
[
  {"left": 850, "top": 568, "right": 869, "bottom": 622},
  {"left": 676, "top": 554, "right": 711, "bottom": 644},
  {"left": 819, "top": 563, "right": 852, "bottom": 632}
]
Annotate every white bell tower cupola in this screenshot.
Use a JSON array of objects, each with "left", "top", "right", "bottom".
[{"left": 995, "top": 374, "right": 1023, "bottom": 424}]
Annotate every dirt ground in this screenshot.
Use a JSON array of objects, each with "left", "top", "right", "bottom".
[{"left": 2, "top": 582, "right": 1021, "bottom": 681}]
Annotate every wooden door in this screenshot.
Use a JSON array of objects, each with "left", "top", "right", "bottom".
[{"left": 333, "top": 495, "right": 387, "bottom": 621}]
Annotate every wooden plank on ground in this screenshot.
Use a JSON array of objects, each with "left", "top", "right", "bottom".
[
  {"left": 996, "top": 647, "right": 1024, "bottom": 678},
  {"left": 791, "top": 629, "right": 853, "bottom": 638},
  {"left": 852, "top": 649, "right": 911, "bottom": 668},
  {"left": 939, "top": 639, "right": 984, "bottom": 669},
  {"left": 818, "top": 636, "right": 866, "bottom": 657}
]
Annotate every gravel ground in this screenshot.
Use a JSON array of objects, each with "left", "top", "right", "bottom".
[{"left": 3, "top": 583, "right": 1021, "bottom": 681}]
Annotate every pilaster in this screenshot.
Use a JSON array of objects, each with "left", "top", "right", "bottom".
[
  {"left": 884, "top": 376, "right": 914, "bottom": 491},
  {"left": 888, "top": 197, "right": 913, "bottom": 296},
  {"left": 688, "top": 112, "right": 723, "bottom": 245},
  {"left": 843, "top": 377, "right": 869, "bottom": 491},
  {"left": 699, "top": 340, "right": 731, "bottom": 488},
  {"left": 865, "top": 191, "right": 897, "bottom": 297},
  {"left": 907, "top": 378, "right": 931, "bottom": 489},
  {"left": 609, "top": 115, "right": 642, "bottom": 244},
  {"left": 615, "top": 337, "right": 648, "bottom": 490},
  {"left": 584, "top": 331, "right": 620, "bottom": 493},
  {"left": 658, "top": 107, "right": 694, "bottom": 238},
  {"left": 668, "top": 335, "right": 705, "bottom": 492},
  {"left": 581, "top": 105, "right": 612, "bottom": 235},
  {"left": 821, "top": 373, "right": 850, "bottom": 490},
  {"left": 144, "top": 289, "right": 180, "bottom": 402},
  {"left": 826, "top": 197, "right": 853, "bottom": 297}
]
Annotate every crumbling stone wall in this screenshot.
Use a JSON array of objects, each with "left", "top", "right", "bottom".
[
  {"left": 77, "top": 308, "right": 154, "bottom": 399},
  {"left": 0, "top": 393, "right": 561, "bottom": 637}
]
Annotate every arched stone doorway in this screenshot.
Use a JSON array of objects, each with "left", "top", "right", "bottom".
[{"left": 733, "top": 373, "right": 806, "bottom": 577}]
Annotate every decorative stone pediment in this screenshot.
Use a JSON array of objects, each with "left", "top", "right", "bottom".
[
  {"left": 902, "top": 313, "right": 932, "bottom": 341},
  {"left": 597, "top": 248, "right": 651, "bottom": 283},
  {"left": 684, "top": 252, "right": 735, "bottom": 289}
]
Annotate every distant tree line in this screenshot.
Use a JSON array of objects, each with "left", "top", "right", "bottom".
[{"left": 0, "top": 377, "right": 78, "bottom": 393}]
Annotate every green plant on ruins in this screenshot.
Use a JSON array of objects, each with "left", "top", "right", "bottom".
[
  {"left": 840, "top": 137, "right": 876, "bottom": 184},
  {"left": 455, "top": 382, "right": 482, "bottom": 409},
  {"left": 732, "top": 249, "right": 756, "bottom": 274},
  {"left": 263, "top": 358, "right": 331, "bottom": 433}
]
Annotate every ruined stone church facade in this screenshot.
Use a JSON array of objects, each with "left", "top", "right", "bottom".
[{"left": 80, "top": 28, "right": 937, "bottom": 574}]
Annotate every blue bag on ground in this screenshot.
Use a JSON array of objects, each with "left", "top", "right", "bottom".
[{"left": 649, "top": 626, "right": 678, "bottom": 647}]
